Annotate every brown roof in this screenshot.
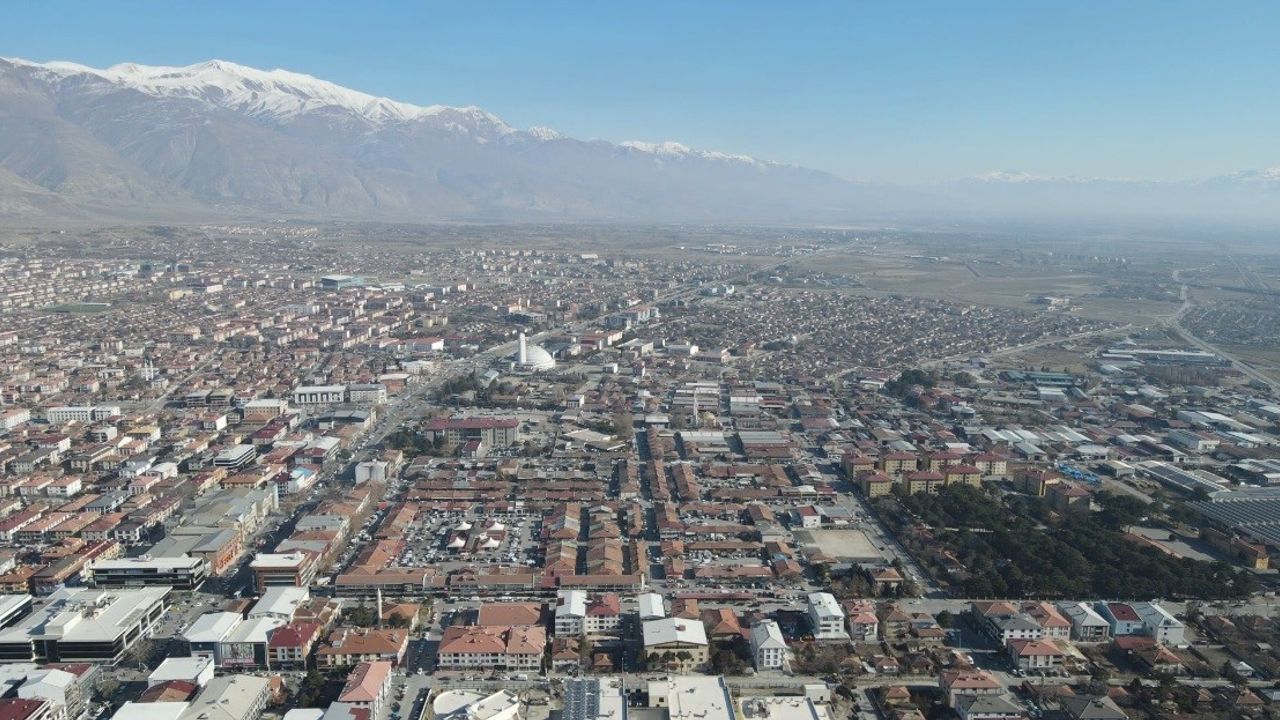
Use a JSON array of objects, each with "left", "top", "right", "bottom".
[
  {"left": 137, "top": 680, "right": 199, "bottom": 703},
  {"left": 700, "top": 607, "right": 743, "bottom": 637},
  {"left": 339, "top": 661, "right": 393, "bottom": 703},
  {"left": 317, "top": 628, "right": 408, "bottom": 656},
  {"left": 476, "top": 602, "right": 542, "bottom": 627},
  {"left": 439, "top": 625, "right": 547, "bottom": 656}
]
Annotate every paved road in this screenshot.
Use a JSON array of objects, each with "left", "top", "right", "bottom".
[{"left": 1166, "top": 274, "right": 1275, "bottom": 390}]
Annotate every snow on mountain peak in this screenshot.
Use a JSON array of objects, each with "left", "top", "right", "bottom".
[
  {"left": 1, "top": 56, "right": 773, "bottom": 163},
  {"left": 1224, "top": 166, "right": 1280, "bottom": 183},
  {"left": 526, "top": 126, "right": 565, "bottom": 141},
  {"left": 2, "top": 56, "right": 515, "bottom": 131},
  {"left": 621, "top": 140, "right": 762, "bottom": 166}
]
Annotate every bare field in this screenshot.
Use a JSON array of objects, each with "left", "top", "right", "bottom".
[
  {"left": 793, "top": 528, "right": 883, "bottom": 562},
  {"left": 790, "top": 251, "right": 1180, "bottom": 324},
  {"left": 1217, "top": 345, "right": 1280, "bottom": 384},
  {"left": 1001, "top": 346, "right": 1098, "bottom": 374}
]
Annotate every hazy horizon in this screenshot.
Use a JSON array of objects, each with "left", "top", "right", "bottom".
[{"left": 4, "top": 1, "right": 1280, "bottom": 185}]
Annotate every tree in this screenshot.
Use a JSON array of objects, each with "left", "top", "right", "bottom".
[
  {"left": 710, "top": 648, "right": 748, "bottom": 675},
  {"left": 612, "top": 412, "right": 635, "bottom": 440},
  {"left": 299, "top": 669, "right": 326, "bottom": 707},
  {"left": 813, "top": 562, "right": 832, "bottom": 584},
  {"left": 935, "top": 610, "right": 954, "bottom": 628}
]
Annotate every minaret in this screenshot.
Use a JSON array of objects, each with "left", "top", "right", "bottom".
[{"left": 518, "top": 332, "right": 528, "bottom": 365}]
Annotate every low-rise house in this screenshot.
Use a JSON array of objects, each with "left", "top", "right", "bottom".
[
  {"left": 940, "top": 669, "right": 1003, "bottom": 706},
  {"left": 1006, "top": 639, "right": 1064, "bottom": 671}
]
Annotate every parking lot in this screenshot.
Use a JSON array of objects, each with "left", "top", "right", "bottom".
[{"left": 390, "top": 509, "right": 544, "bottom": 571}]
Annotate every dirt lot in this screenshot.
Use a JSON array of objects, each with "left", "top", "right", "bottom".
[{"left": 794, "top": 528, "right": 883, "bottom": 562}]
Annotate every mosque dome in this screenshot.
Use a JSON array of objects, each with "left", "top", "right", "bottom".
[{"left": 515, "top": 343, "right": 556, "bottom": 371}]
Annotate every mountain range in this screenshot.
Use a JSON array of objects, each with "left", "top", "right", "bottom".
[{"left": 1, "top": 57, "right": 1279, "bottom": 226}]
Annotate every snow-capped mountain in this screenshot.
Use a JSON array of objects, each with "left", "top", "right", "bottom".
[
  {"left": 8, "top": 57, "right": 490, "bottom": 125},
  {"left": 0, "top": 57, "right": 865, "bottom": 223},
  {"left": 2, "top": 56, "right": 1279, "bottom": 226}
]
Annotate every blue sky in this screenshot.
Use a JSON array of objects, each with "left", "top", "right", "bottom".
[{"left": 4, "top": 1, "right": 1278, "bottom": 183}]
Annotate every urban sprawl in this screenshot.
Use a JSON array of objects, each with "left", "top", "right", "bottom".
[{"left": 0, "top": 233, "right": 1277, "bottom": 720}]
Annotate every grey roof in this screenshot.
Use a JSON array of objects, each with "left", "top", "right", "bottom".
[
  {"left": 1190, "top": 495, "right": 1280, "bottom": 546},
  {"left": 1060, "top": 695, "right": 1128, "bottom": 720},
  {"left": 953, "top": 693, "right": 1023, "bottom": 716}
]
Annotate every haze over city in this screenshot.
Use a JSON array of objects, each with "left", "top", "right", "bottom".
[{"left": 1, "top": 5, "right": 1279, "bottom": 720}]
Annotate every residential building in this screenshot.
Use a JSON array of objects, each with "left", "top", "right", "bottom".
[
  {"left": 1006, "top": 639, "right": 1064, "bottom": 671},
  {"left": 437, "top": 625, "right": 546, "bottom": 671},
  {"left": 1132, "top": 602, "right": 1185, "bottom": 646},
  {"left": 316, "top": 628, "right": 409, "bottom": 668},
  {"left": 939, "top": 669, "right": 1003, "bottom": 706},
  {"left": 1097, "top": 602, "right": 1145, "bottom": 637},
  {"left": 267, "top": 622, "right": 322, "bottom": 669},
  {"left": 1057, "top": 602, "right": 1111, "bottom": 643},
  {"left": 805, "top": 593, "right": 848, "bottom": 641},
  {"left": 336, "top": 661, "right": 392, "bottom": 719},
  {"left": 1059, "top": 696, "right": 1128, "bottom": 720},
  {"left": 748, "top": 620, "right": 788, "bottom": 671},
  {"left": 643, "top": 618, "right": 708, "bottom": 672},
  {"left": 421, "top": 417, "right": 520, "bottom": 448}
]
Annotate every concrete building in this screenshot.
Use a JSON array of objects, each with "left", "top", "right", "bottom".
[
  {"left": 0, "top": 587, "right": 169, "bottom": 664},
  {"left": 148, "top": 657, "right": 215, "bottom": 688},
  {"left": 292, "top": 385, "right": 347, "bottom": 405},
  {"left": 1057, "top": 602, "right": 1111, "bottom": 643},
  {"left": 182, "top": 612, "right": 242, "bottom": 666},
  {"left": 336, "top": 661, "right": 392, "bottom": 719},
  {"left": 249, "top": 552, "right": 318, "bottom": 592},
  {"left": 88, "top": 556, "right": 208, "bottom": 590},
  {"left": 347, "top": 384, "right": 388, "bottom": 405},
  {"left": 554, "top": 590, "right": 588, "bottom": 636},
  {"left": 45, "top": 406, "right": 120, "bottom": 424},
  {"left": 432, "top": 689, "right": 522, "bottom": 720},
  {"left": 422, "top": 417, "right": 520, "bottom": 448},
  {"left": 748, "top": 620, "right": 788, "bottom": 671},
  {"left": 638, "top": 593, "right": 665, "bottom": 621},
  {"left": 642, "top": 618, "right": 708, "bottom": 672},
  {"left": 805, "top": 593, "right": 848, "bottom": 641},
  {"left": 437, "top": 625, "right": 545, "bottom": 671},
  {"left": 646, "top": 676, "right": 735, "bottom": 720}
]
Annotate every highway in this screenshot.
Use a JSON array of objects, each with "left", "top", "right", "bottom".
[{"left": 1165, "top": 273, "right": 1276, "bottom": 390}]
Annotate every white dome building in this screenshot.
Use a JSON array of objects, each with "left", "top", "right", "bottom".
[{"left": 514, "top": 332, "right": 556, "bottom": 372}]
